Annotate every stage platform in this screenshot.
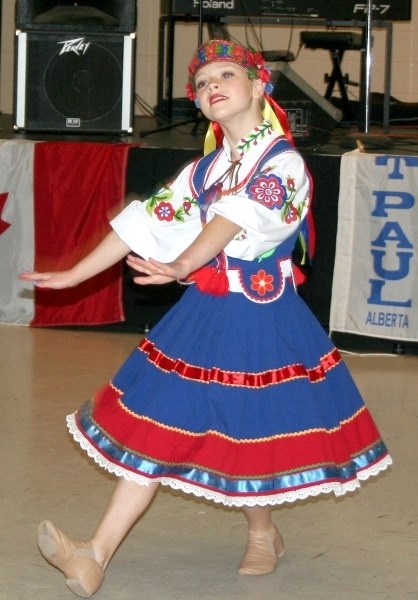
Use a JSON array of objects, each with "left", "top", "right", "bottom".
[
  {"left": 2, "top": 112, "right": 418, "bottom": 354},
  {"left": 3, "top": 111, "right": 418, "bottom": 155}
]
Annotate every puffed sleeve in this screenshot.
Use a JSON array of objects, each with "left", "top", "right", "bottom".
[
  {"left": 110, "top": 161, "right": 203, "bottom": 261},
  {"left": 207, "top": 150, "right": 311, "bottom": 260}
]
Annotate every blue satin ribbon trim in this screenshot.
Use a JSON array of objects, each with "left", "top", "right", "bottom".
[
  {"left": 78, "top": 406, "right": 387, "bottom": 495},
  {"left": 78, "top": 407, "right": 389, "bottom": 496}
]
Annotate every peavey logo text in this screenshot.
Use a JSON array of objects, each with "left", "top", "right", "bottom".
[
  {"left": 192, "top": 0, "right": 235, "bottom": 8},
  {"left": 58, "top": 37, "right": 91, "bottom": 56}
]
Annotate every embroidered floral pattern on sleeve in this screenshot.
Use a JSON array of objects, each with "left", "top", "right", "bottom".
[
  {"left": 246, "top": 171, "right": 305, "bottom": 225},
  {"left": 248, "top": 173, "right": 286, "bottom": 210},
  {"left": 145, "top": 186, "right": 197, "bottom": 223}
]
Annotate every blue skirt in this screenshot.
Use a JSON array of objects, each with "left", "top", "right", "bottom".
[{"left": 68, "top": 256, "right": 392, "bottom": 507}]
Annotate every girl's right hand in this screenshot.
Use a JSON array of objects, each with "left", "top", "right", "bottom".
[{"left": 18, "top": 269, "right": 78, "bottom": 289}]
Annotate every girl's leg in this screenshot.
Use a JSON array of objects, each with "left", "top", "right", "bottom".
[
  {"left": 238, "top": 505, "right": 284, "bottom": 576},
  {"left": 92, "top": 478, "right": 159, "bottom": 569},
  {"left": 37, "top": 478, "right": 159, "bottom": 598},
  {"left": 242, "top": 505, "right": 275, "bottom": 532}
]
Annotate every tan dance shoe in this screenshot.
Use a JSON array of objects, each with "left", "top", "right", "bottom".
[
  {"left": 37, "top": 520, "right": 104, "bottom": 598},
  {"left": 238, "top": 526, "right": 285, "bottom": 576}
]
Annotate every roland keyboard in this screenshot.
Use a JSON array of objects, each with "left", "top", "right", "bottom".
[{"left": 161, "top": 0, "right": 412, "bottom": 22}]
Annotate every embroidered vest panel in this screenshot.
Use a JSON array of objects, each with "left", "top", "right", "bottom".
[
  {"left": 188, "top": 137, "right": 297, "bottom": 301},
  {"left": 228, "top": 253, "right": 295, "bottom": 303}
]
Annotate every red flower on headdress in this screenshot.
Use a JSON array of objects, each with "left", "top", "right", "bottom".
[
  {"left": 229, "top": 44, "right": 246, "bottom": 63},
  {"left": 186, "top": 40, "right": 272, "bottom": 100}
]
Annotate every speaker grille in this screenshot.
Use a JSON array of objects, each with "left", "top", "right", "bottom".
[
  {"left": 44, "top": 43, "right": 122, "bottom": 120},
  {"left": 14, "top": 31, "right": 134, "bottom": 133}
]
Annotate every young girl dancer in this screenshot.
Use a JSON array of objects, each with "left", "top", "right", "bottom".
[{"left": 20, "top": 40, "right": 392, "bottom": 598}]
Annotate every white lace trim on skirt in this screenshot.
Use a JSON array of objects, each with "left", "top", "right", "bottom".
[{"left": 67, "top": 413, "right": 392, "bottom": 508}]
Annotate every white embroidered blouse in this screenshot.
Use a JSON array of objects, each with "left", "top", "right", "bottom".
[{"left": 111, "top": 121, "right": 311, "bottom": 262}]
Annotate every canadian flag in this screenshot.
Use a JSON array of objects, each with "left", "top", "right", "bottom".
[{"left": 0, "top": 140, "right": 130, "bottom": 326}]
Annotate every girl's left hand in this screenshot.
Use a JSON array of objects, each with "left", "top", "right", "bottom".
[{"left": 126, "top": 254, "right": 188, "bottom": 285}]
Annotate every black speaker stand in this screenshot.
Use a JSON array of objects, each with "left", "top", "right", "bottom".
[
  {"left": 139, "top": 3, "right": 208, "bottom": 140},
  {"left": 342, "top": 0, "right": 393, "bottom": 150}
]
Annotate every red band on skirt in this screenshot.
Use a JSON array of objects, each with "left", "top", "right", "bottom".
[{"left": 138, "top": 339, "right": 342, "bottom": 388}]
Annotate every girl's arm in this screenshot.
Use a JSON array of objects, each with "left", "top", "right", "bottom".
[
  {"left": 19, "top": 230, "right": 130, "bottom": 289},
  {"left": 127, "top": 214, "right": 241, "bottom": 285}
]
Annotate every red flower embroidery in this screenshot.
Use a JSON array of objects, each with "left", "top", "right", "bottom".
[
  {"left": 285, "top": 206, "right": 299, "bottom": 223},
  {"left": 247, "top": 174, "right": 286, "bottom": 209},
  {"left": 183, "top": 200, "right": 192, "bottom": 213},
  {"left": 250, "top": 269, "right": 274, "bottom": 296},
  {"left": 154, "top": 202, "right": 175, "bottom": 221}
]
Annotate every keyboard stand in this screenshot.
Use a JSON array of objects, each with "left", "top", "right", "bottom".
[{"left": 300, "top": 31, "right": 364, "bottom": 122}]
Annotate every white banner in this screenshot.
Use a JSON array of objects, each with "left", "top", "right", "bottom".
[
  {"left": 330, "top": 150, "right": 418, "bottom": 342},
  {"left": 0, "top": 140, "right": 35, "bottom": 324}
]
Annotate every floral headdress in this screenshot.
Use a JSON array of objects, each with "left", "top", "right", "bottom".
[
  {"left": 186, "top": 39, "right": 293, "bottom": 154},
  {"left": 186, "top": 39, "right": 273, "bottom": 101}
]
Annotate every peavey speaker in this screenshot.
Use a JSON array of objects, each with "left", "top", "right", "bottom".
[
  {"left": 14, "top": 30, "right": 135, "bottom": 134},
  {"left": 15, "top": 0, "right": 137, "bottom": 33},
  {"left": 269, "top": 62, "right": 343, "bottom": 148}
]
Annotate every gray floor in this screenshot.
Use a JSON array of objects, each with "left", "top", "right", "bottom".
[{"left": 1, "top": 325, "right": 416, "bottom": 600}]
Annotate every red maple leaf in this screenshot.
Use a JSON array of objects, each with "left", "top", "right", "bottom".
[{"left": 0, "top": 192, "right": 10, "bottom": 235}]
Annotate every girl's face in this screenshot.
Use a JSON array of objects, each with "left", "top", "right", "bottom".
[{"left": 194, "top": 62, "right": 263, "bottom": 124}]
